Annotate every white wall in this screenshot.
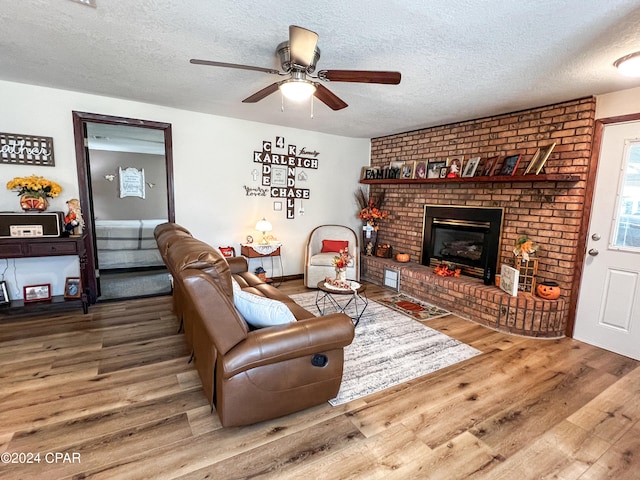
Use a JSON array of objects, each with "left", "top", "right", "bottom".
[
  {"left": 596, "top": 85, "right": 640, "bottom": 119},
  {"left": 0, "top": 80, "right": 369, "bottom": 299}
]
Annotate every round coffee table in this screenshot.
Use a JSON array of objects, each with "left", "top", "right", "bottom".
[{"left": 315, "top": 280, "right": 368, "bottom": 326}]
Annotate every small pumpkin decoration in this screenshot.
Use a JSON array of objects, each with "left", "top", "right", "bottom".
[
  {"left": 537, "top": 281, "right": 561, "bottom": 300},
  {"left": 395, "top": 252, "right": 410, "bottom": 263}
]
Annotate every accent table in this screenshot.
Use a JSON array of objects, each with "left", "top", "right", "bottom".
[{"left": 315, "top": 280, "right": 368, "bottom": 326}]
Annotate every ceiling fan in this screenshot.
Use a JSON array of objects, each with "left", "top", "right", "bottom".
[{"left": 190, "top": 25, "right": 401, "bottom": 111}]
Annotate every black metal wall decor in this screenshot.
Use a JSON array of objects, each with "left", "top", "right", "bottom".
[
  {"left": 0, "top": 132, "right": 55, "bottom": 167},
  {"left": 251, "top": 136, "right": 319, "bottom": 219}
]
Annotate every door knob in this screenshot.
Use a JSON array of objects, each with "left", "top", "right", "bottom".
[
  {"left": 588, "top": 248, "right": 599, "bottom": 256},
  {"left": 591, "top": 233, "right": 601, "bottom": 241}
]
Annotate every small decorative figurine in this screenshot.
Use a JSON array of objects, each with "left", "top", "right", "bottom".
[{"left": 64, "top": 198, "right": 84, "bottom": 236}]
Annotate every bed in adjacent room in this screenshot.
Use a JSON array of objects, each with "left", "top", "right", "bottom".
[{"left": 95, "top": 219, "right": 166, "bottom": 270}]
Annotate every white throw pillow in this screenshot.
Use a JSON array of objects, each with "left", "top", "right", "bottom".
[{"left": 231, "top": 278, "right": 296, "bottom": 328}]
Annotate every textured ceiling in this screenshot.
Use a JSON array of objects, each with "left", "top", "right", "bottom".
[{"left": 2, "top": 1, "right": 640, "bottom": 138}]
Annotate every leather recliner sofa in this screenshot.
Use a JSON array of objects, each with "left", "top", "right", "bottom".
[{"left": 154, "top": 222, "right": 355, "bottom": 427}]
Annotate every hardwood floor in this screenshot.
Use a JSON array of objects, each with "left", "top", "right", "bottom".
[{"left": 1, "top": 280, "right": 638, "bottom": 479}]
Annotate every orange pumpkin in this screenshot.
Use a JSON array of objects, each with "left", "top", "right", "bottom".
[
  {"left": 537, "top": 281, "right": 561, "bottom": 300},
  {"left": 395, "top": 252, "right": 410, "bottom": 263}
]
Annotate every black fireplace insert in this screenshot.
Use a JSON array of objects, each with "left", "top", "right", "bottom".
[{"left": 422, "top": 205, "right": 503, "bottom": 284}]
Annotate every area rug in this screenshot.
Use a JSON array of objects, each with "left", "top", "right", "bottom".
[
  {"left": 377, "top": 293, "right": 451, "bottom": 321},
  {"left": 289, "top": 292, "right": 481, "bottom": 406}
]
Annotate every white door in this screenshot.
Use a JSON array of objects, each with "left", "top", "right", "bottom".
[{"left": 574, "top": 121, "right": 640, "bottom": 360}]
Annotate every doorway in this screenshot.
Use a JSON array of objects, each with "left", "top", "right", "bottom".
[
  {"left": 574, "top": 119, "right": 640, "bottom": 360},
  {"left": 72, "top": 112, "right": 175, "bottom": 302}
]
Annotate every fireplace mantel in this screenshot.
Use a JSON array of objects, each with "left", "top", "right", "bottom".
[{"left": 360, "top": 173, "right": 580, "bottom": 185}]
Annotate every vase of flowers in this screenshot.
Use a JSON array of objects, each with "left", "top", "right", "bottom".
[
  {"left": 355, "top": 187, "right": 388, "bottom": 255},
  {"left": 333, "top": 248, "right": 352, "bottom": 281},
  {"left": 6, "top": 175, "right": 63, "bottom": 212}
]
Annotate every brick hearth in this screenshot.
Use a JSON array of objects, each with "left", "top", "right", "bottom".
[
  {"left": 364, "top": 97, "right": 595, "bottom": 336},
  {"left": 363, "top": 256, "right": 567, "bottom": 337}
]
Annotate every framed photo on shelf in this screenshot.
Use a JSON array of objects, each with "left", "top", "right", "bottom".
[
  {"left": 496, "top": 154, "right": 522, "bottom": 176},
  {"left": 439, "top": 166, "right": 448, "bottom": 178},
  {"left": 64, "top": 277, "right": 82, "bottom": 299},
  {"left": 481, "top": 156, "right": 500, "bottom": 176},
  {"left": 401, "top": 161, "right": 415, "bottom": 179},
  {"left": 446, "top": 157, "right": 464, "bottom": 178},
  {"left": 23, "top": 284, "right": 51, "bottom": 303},
  {"left": 525, "top": 142, "right": 556, "bottom": 175},
  {"left": 414, "top": 160, "right": 428, "bottom": 179},
  {"left": 427, "top": 160, "right": 446, "bottom": 178},
  {"left": 0, "top": 280, "right": 9, "bottom": 305},
  {"left": 462, "top": 156, "right": 481, "bottom": 177}
]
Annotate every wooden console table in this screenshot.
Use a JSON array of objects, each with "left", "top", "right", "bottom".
[{"left": 0, "top": 236, "right": 92, "bottom": 314}]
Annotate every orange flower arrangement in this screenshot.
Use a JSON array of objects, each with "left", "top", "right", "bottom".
[
  {"left": 355, "top": 187, "right": 388, "bottom": 230},
  {"left": 513, "top": 235, "right": 538, "bottom": 261},
  {"left": 332, "top": 248, "right": 352, "bottom": 269}
]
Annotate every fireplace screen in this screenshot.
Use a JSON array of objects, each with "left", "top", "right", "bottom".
[{"left": 422, "top": 206, "right": 503, "bottom": 282}]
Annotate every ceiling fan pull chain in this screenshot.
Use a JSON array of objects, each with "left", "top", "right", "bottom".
[
  {"left": 310, "top": 95, "right": 314, "bottom": 119},
  {"left": 281, "top": 92, "right": 285, "bottom": 112}
]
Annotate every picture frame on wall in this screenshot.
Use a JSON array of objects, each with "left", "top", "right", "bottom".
[
  {"left": 23, "top": 284, "right": 51, "bottom": 303},
  {"left": 481, "top": 156, "right": 500, "bottom": 176},
  {"left": 462, "top": 156, "right": 481, "bottom": 177},
  {"left": 0, "top": 280, "right": 10, "bottom": 305},
  {"left": 525, "top": 142, "right": 556, "bottom": 175},
  {"left": 427, "top": 160, "right": 446, "bottom": 178},
  {"left": 496, "top": 154, "right": 522, "bottom": 176},
  {"left": 446, "top": 157, "right": 464, "bottom": 178},
  {"left": 64, "top": 277, "right": 82, "bottom": 299}
]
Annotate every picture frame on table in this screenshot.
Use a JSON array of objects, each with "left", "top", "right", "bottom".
[
  {"left": 462, "top": 156, "right": 481, "bottom": 177},
  {"left": 0, "top": 280, "right": 10, "bottom": 305},
  {"left": 427, "top": 160, "right": 446, "bottom": 178},
  {"left": 24, "top": 284, "right": 51, "bottom": 303},
  {"left": 481, "top": 155, "right": 500, "bottom": 176},
  {"left": 496, "top": 154, "right": 522, "bottom": 176},
  {"left": 64, "top": 277, "right": 82, "bottom": 299},
  {"left": 525, "top": 142, "right": 556, "bottom": 175}
]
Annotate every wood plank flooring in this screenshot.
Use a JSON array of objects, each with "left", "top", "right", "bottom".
[{"left": 0, "top": 280, "right": 638, "bottom": 479}]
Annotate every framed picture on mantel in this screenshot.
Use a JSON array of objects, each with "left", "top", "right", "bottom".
[{"left": 496, "top": 154, "right": 522, "bottom": 176}]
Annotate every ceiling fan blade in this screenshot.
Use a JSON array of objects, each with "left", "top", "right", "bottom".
[
  {"left": 190, "top": 59, "right": 281, "bottom": 75},
  {"left": 289, "top": 25, "right": 318, "bottom": 67},
  {"left": 242, "top": 82, "right": 280, "bottom": 103},
  {"left": 318, "top": 69, "right": 401, "bottom": 84},
  {"left": 314, "top": 84, "right": 348, "bottom": 111}
]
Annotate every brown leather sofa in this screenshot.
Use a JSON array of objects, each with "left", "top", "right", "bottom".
[{"left": 154, "top": 222, "right": 355, "bottom": 427}]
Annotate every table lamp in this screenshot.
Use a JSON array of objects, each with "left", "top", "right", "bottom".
[{"left": 255, "top": 217, "right": 272, "bottom": 244}]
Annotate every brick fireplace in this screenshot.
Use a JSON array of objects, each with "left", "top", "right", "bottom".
[{"left": 362, "top": 97, "right": 596, "bottom": 337}]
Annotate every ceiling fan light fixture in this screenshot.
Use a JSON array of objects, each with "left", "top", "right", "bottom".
[
  {"left": 279, "top": 79, "right": 317, "bottom": 101},
  {"left": 614, "top": 51, "right": 640, "bottom": 77}
]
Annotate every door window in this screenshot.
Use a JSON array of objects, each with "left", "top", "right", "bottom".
[{"left": 612, "top": 139, "right": 640, "bottom": 250}]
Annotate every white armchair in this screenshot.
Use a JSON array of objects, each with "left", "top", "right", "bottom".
[{"left": 304, "top": 225, "right": 360, "bottom": 288}]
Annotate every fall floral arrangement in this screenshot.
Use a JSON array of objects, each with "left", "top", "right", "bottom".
[
  {"left": 434, "top": 262, "right": 461, "bottom": 277},
  {"left": 513, "top": 235, "right": 538, "bottom": 261},
  {"left": 332, "top": 248, "right": 353, "bottom": 269},
  {"left": 6, "top": 175, "right": 62, "bottom": 198},
  {"left": 355, "top": 187, "right": 388, "bottom": 230}
]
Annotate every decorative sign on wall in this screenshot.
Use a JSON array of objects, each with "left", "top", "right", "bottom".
[
  {"left": 250, "top": 136, "right": 319, "bottom": 219},
  {"left": 0, "top": 132, "right": 55, "bottom": 167},
  {"left": 119, "top": 167, "right": 146, "bottom": 199}
]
